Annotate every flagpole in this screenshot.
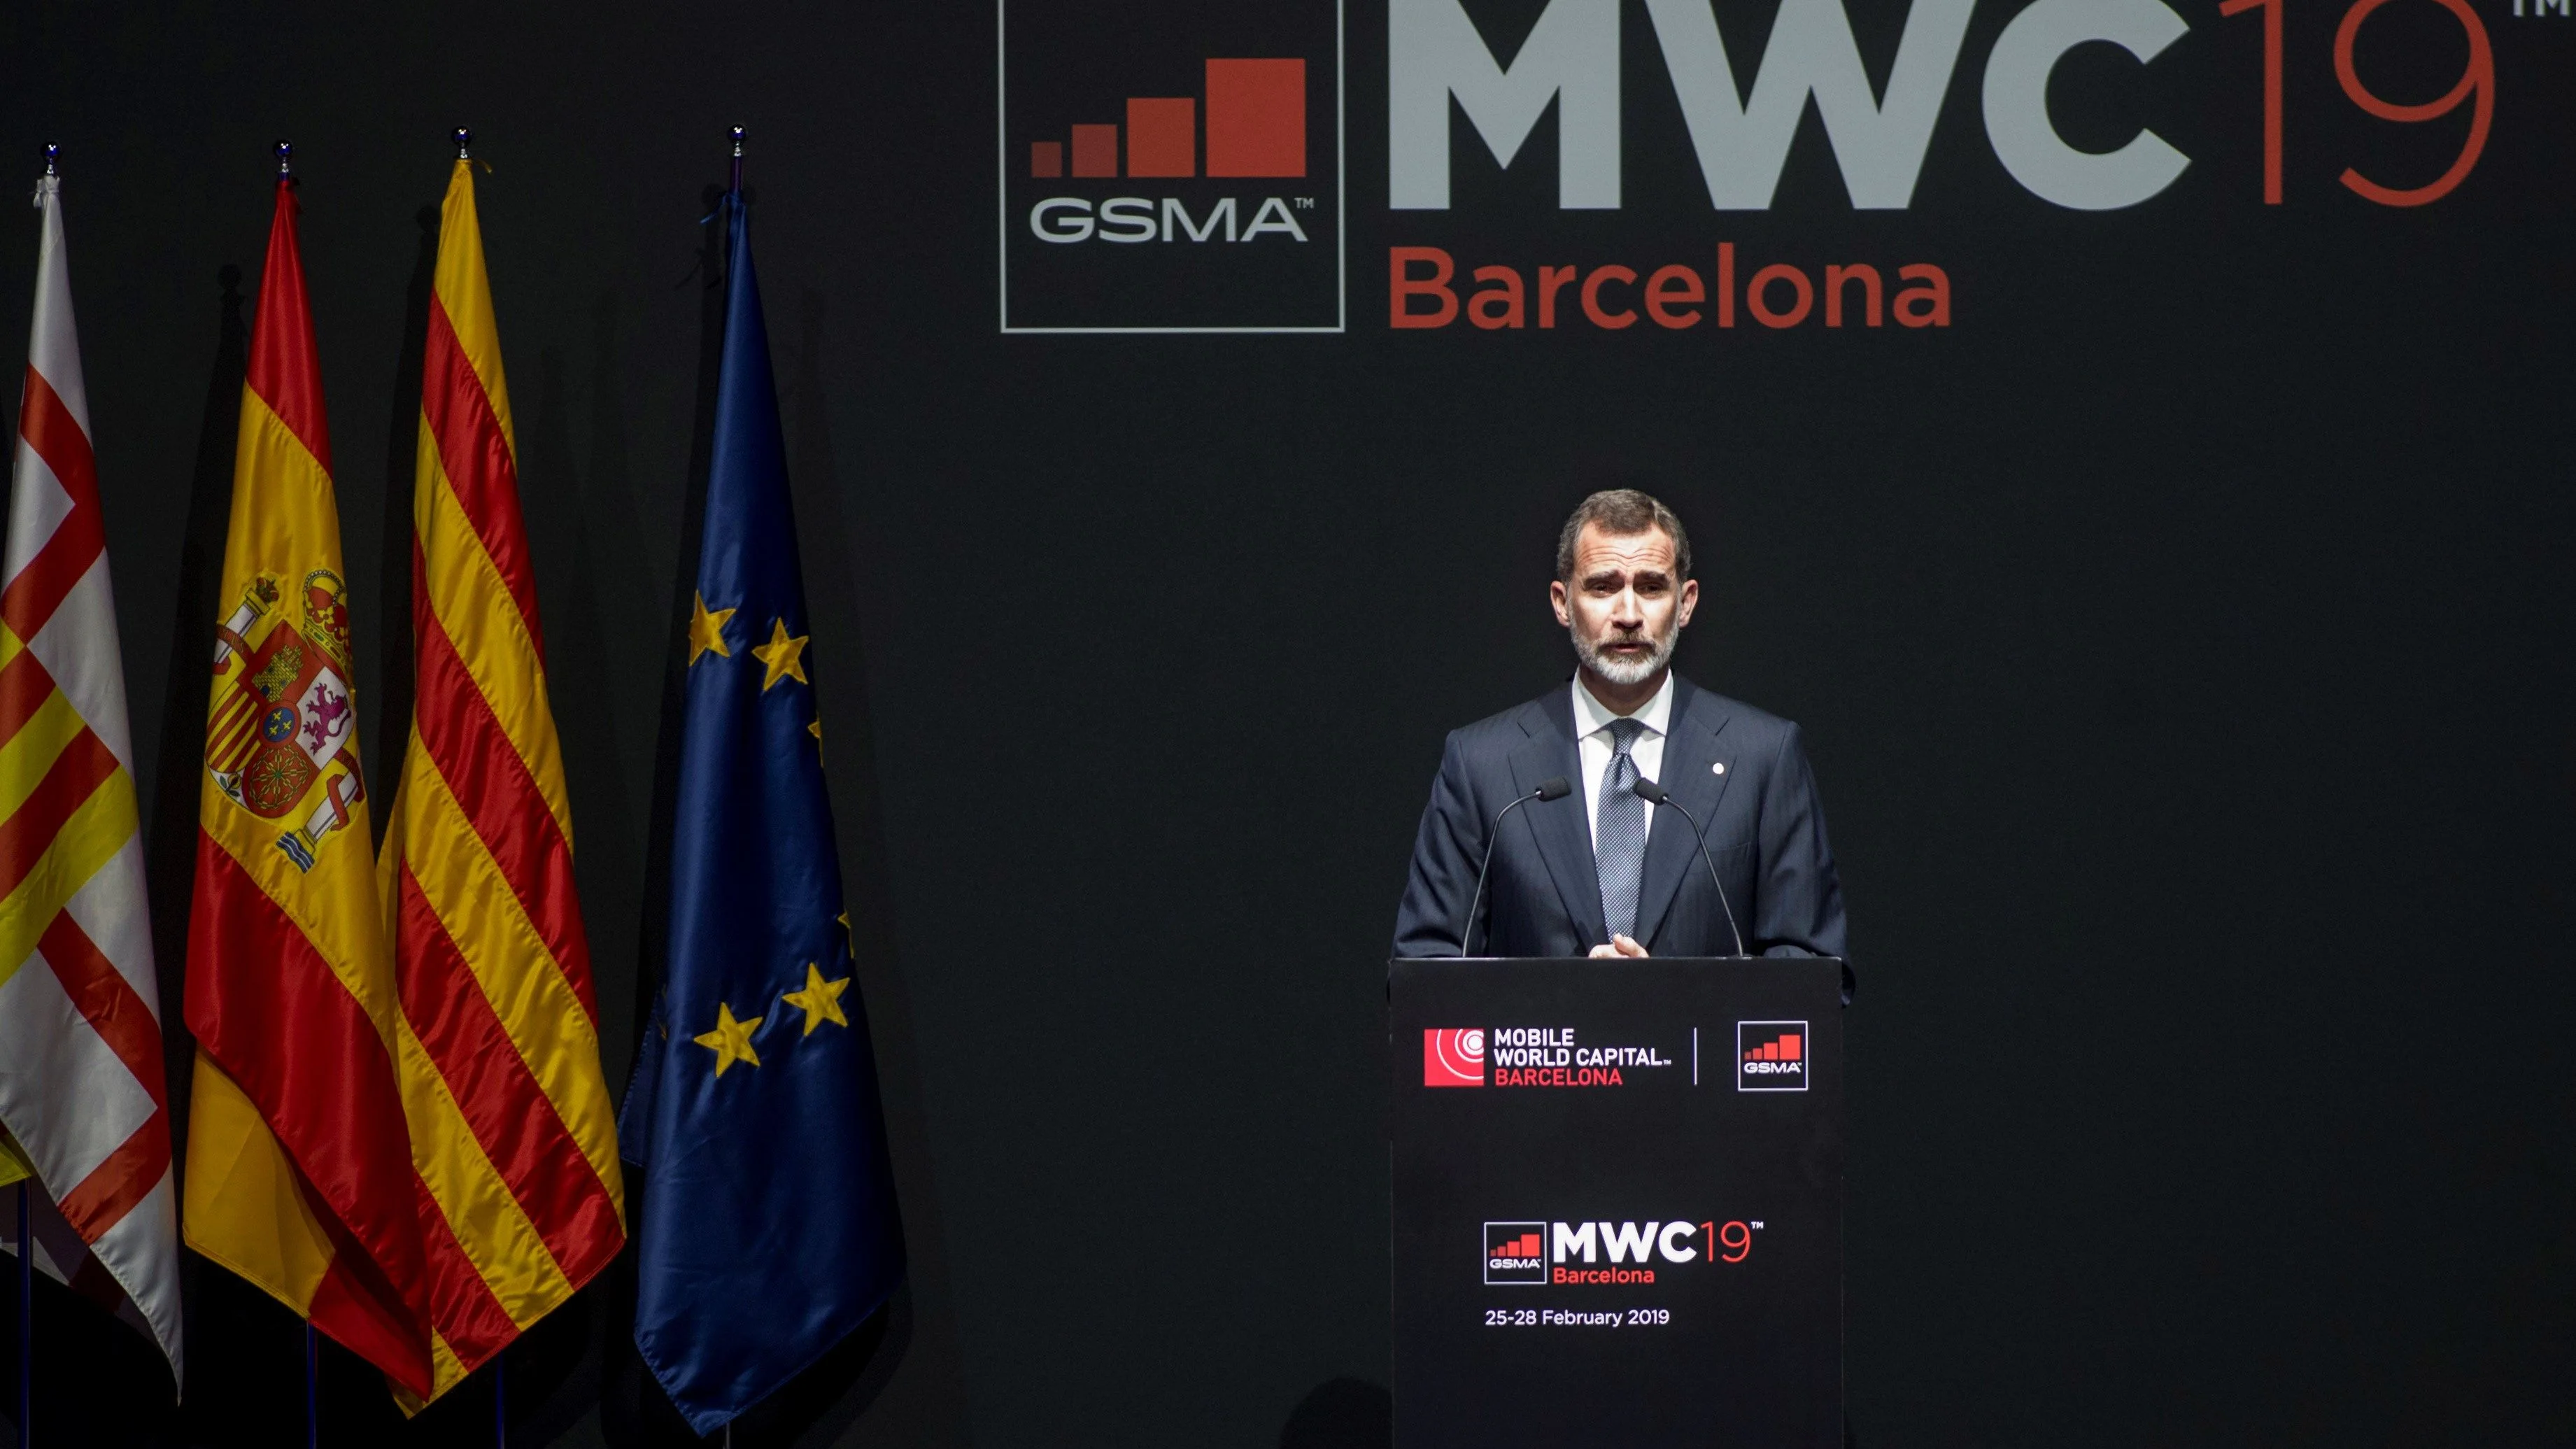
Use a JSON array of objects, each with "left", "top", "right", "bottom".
[
  {"left": 15, "top": 114, "right": 37, "bottom": 1353},
  {"left": 13, "top": 132, "right": 36, "bottom": 1368},
  {"left": 277, "top": 138, "right": 308, "bottom": 1449},
  {"left": 278, "top": 138, "right": 310, "bottom": 1449},
  {"left": 274, "top": 131, "right": 316, "bottom": 1449},
  {"left": 302, "top": 1321, "right": 318, "bottom": 1449},
  {"left": 16, "top": 157, "right": 48, "bottom": 1449},
  {"left": 14, "top": 1180, "right": 28, "bottom": 1449},
  {"left": 729, "top": 125, "right": 744, "bottom": 196},
  {"left": 493, "top": 1353, "right": 505, "bottom": 1449}
]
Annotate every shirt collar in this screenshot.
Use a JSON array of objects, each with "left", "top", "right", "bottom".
[{"left": 1570, "top": 670, "right": 1675, "bottom": 741}]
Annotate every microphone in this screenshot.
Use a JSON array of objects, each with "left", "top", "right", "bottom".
[
  {"left": 1632, "top": 778, "right": 1747, "bottom": 958},
  {"left": 1460, "top": 777, "right": 1572, "bottom": 956}
]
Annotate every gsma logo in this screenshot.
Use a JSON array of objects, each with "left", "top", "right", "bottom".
[
  {"left": 998, "top": 0, "right": 1344, "bottom": 332},
  {"left": 1482, "top": 1222, "right": 1548, "bottom": 1285},
  {"left": 1424, "top": 1028, "right": 1485, "bottom": 1087},
  {"left": 1737, "top": 1021, "right": 1809, "bottom": 1093}
]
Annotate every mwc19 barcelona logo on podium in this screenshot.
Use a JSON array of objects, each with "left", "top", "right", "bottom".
[{"left": 997, "top": 0, "right": 1345, "bottom": 332}]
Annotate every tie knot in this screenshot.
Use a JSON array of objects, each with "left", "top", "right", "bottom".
[{"left": 1606, "top": 718, "right": 1647, "bottom": 754}]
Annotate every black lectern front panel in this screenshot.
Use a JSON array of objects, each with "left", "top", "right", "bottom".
[{"left": 1389, "top": 957, "right": 1843, "bottom": 1448}]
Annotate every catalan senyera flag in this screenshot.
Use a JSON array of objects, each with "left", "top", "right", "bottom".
[
  {"left": 0, "top": 166, "right": 184, "bottom": 1388},
  {"left": 181, "top": 174, "right": 434, "bottom": 1399},
  {"left": 374, "top": 158, "right": 625, "bottom": 1406}
]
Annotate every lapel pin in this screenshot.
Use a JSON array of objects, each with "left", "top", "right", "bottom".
[{"left": 1711, "top": 761, "right": 1726, "bottom": 775}]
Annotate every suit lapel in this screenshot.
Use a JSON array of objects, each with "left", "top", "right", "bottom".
[
  {"left": 1634, "top": 678, "right": 1736, "bottom": 949},
  {"left": 1510, "top": 689, "right": 1604, "bottom": 949}
]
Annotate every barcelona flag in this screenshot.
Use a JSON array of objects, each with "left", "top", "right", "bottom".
[
  {"left": 0, "top": 161, "right": 184, "bottom": 1387},
  {"left": 616, "top": 182, "right": 904, "bottom": 1433}
]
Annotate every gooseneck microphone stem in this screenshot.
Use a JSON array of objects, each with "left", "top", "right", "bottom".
[
  {"left": 1632, "top": 779, "right": 1746, "bottom": 958},
  {"left": 1460, "top": 778, "right": 1571, "bottom": 956}
]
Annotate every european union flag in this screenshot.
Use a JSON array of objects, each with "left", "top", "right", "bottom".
[{"left": 617, "top": 183, "right": 904, "bottom": 1435}]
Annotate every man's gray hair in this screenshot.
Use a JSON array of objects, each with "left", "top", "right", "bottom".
[{"left": 1555, "top": 489, "right": 1692, "bottom": 582}]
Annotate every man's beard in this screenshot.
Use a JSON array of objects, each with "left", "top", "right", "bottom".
[{"left": 1571, "top": 619, "right": 1678, "bottom": 686}]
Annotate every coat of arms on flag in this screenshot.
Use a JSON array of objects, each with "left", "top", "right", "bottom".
[{"left": 201, "top": 567, "right": 364, "bottom": 870}]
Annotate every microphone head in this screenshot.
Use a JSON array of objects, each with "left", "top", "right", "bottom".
[
  {"left": 1535, "top": 777, "right": 1573, "bottom": 801},
  {"left": 1632, "top": 777, "right": 1671, "bottom": 805}
]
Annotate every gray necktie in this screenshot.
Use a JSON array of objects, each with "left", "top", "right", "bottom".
[{"left": 1596, "top": 718, "right": 1649, "bottom": 942}]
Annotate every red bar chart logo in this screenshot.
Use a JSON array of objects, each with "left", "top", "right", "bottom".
[
  {"left": 1483, "top": 1222, "right": 1548, "bottom": 1285},
  {"left": 1424, "top": 1029, "right": 1487, "bottom": 1087},
  {"left": 1744, "top": 1032, "right": 1802, "bottom": 1063},
  {"left": 1029, "top": 60, "right": 1307, "bottom": 181},
  {"left": 999, "top": 0, "right": 1343, "bottom": 332},
  {"left": 1736, "top": 1021, "right": 1809, "bottom": 1092}
]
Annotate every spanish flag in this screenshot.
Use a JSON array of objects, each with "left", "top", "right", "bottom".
[
  {"left": 181, "top": 174, "right": 433, "bottom": 1397},
  {"left": 375, "top": 157, "right": 625, "bottom": 1404}
]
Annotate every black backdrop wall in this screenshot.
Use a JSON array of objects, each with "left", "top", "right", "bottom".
[{"left": 3, "top": 0, "right": 2572, "bottom": 1445}]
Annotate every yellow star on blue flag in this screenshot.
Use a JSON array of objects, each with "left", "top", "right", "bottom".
[
  {"left": 692, "top": 1002, "right": 763, "bottom": 1075},
  {"left": 781, "top": 963, "right": 849, "bottom": 1035}
]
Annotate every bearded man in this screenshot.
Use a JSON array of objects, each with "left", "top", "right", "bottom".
[{"left": 1392, "top": 489, "right": 1847, "bottom": 961}]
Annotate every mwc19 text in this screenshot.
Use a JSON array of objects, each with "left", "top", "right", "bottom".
[{"left": 1389, "top": 0, "right": 2496, "bottom": 213}]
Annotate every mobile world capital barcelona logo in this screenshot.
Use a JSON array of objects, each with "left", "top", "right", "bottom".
[
  {"left": 1424, "top": 1028, "right": 1486, "bottom": 1087},
  {"left": 1427, "top": 1026, "right": 1675, "bottom": 1087},
  {"left": 997, "top": 0, "right": 1344, "bottom": 332}
]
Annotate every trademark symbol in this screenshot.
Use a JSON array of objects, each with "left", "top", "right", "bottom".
[
  {"left": 1294, "top": 196, "right": 1315, "bottom": 208},
  {"left": 1750, "top": 1222, "right": 1764, "bottom": 1231}
]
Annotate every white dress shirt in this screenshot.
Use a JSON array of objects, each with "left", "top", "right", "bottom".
[{"left": 1571, "top": 672, "right": 1673, "bottom": 853}]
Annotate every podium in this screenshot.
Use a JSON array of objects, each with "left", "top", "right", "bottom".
[{"left": 1389, "top": 956, "right": 1845, "bottom": 1448}]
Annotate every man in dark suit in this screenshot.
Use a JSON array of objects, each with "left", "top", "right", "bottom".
[{"left": 1393, "top": 490, "right": 1846, "bottom": 961}]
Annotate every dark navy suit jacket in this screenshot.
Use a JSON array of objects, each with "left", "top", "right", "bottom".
[{"left": 1392, "top": 674, "right": 1847, "bottom": 960}]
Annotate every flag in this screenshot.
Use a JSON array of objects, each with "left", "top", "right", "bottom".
[
  {"left": 617, "top": 186, "right": 903, "bottom": 1435},
  {"left": 374, "top": 159, "right": 625, "bottom": 1405},
  {"left": 181, "top": 174, "right": 434, "bottom": 1399},
  {"left": 0, "top": 164, "right": 183, "bottom": 1387}
]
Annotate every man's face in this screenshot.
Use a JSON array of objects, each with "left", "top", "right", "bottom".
[{"left": 1551, "top": 523, "right": 1699, "bottom": 688}]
